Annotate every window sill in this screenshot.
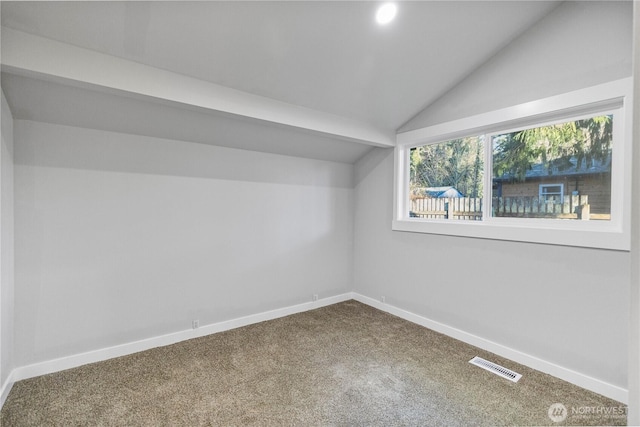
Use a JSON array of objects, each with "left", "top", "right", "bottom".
[{"left": 392, "top": 218, "right": 629, "bottom": 251}]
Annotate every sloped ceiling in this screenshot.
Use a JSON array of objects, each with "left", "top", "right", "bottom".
[{"left": 1, "top": 1, "right": 560, "bottom": 163}]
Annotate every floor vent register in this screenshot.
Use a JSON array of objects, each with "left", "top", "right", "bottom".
[{"left": 469, "top": 356, "right": 522, "bottom": 382}]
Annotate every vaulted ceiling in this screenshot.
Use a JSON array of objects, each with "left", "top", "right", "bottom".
[{"left": 1, "top": 1, "right": 561, "bottom": 163}]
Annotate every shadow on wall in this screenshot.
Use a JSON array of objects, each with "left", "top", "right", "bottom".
[
  {"left": 13, "top": 120, "right": 354, "bottom": 189},
  {"left": 354, "top": 147, "right": 392, "bottom": 187}
]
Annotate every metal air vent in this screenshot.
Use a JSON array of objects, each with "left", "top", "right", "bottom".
[{"left": 469, "top": 356, "right": 522, "bottom": 382}]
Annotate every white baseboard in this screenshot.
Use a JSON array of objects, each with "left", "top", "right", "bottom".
[
  {"left": 352, "top": 292, "right": 628, "bottom": 404},
  {"left": 10, "top": 293, "right": 353, "bottom": 384},
  {"left": 4, "top": 291, "right": 627, "bottom": 410},
  {"left": 0, "top": 370, "right": 14, "bottom": 409}
]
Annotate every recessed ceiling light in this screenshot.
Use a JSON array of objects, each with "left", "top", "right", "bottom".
[{"left": 376, "top": 3, "right": 397, "bottom": 25}]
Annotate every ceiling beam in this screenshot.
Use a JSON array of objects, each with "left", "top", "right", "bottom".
[{"left": 1, "top": 27, "right": 395, "bottom": 148}]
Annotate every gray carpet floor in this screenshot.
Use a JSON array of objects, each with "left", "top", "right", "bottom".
[{"left": 0, "top": 300, "right": 627, "bottom": 426}]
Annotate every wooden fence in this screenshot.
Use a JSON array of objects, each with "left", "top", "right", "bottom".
[
  {"left": 410, "top": 195, "right": 600, "bottom": 220},
  {"left": 411, "top": 197, "right": 483, "bottom": 220}
]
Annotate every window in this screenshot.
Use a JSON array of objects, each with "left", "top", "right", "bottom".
[
  {"left": 394, "top": 78, "right": 632, "bottom": 250},
  {"left": 539, "top": 184, "right": 564, "bottom": 205},
  {"left": 409, "top": 136, "right": 484, "bottom": 221},
  {"left": 492, "top": 115, "right": 612, "bottom": 220}
]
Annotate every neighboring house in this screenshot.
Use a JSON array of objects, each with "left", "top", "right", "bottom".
[{"left": 492, "top": 156, "right": 612, "bottom": 214}]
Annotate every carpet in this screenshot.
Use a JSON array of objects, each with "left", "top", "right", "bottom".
[{"left": 0, "top": 300, "right": 626, "bottom": 426}]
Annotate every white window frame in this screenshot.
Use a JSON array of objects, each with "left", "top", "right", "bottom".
[
  {"left": 539, "top": 184, "right": 564, "bottom": 204},
  {"left": 393, "top": 78, "right": 632, "bottom": 251}
]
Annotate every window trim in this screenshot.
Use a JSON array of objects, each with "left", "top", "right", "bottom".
[
  {"left": 393, "top": 78, "right": 632, "bottom": 251},
  {"left": 539, "top": 184, "right": 564, "bottom": 204}
]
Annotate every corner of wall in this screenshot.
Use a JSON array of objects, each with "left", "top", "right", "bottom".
[
  {"left": 1, "top": 87, "right": 16, "bottom": 407},
  {"left": 0, "top": 371, "right": 14, "bottom": 410},
  {"left": 625, "top": 1, "right": 640, "bottom": 423}
]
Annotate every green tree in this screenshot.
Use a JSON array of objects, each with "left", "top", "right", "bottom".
[
  {"left": 410, "top": 136, "right": 483, "bottom": 197},
  {"left": 492, "top": 115, "right": 612, "bottom": 182}
]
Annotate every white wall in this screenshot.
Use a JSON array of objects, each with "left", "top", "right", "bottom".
[
  {"left": 355, "top": 149, "right": 629, "bottom": 389},
  {"left": 400, "top": 1, "right": 632, "bottom": 131},
  {"left": 355, "top": 1, "right": 632, "bottom": 394},
  {"left": 1, "top": 89, "right": 15, "bottom": 394},
  {"left": 627, "top": 1, "right": 640, "bottom": 422},
  {"left": 13, "top": 120, "right": 354, "bottom": 366}
]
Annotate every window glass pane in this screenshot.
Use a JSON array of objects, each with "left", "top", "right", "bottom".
[
  {"left": 409, "top": 136, "right": 484, "bottom": 221},
  {"left": 539, "top": 184, "right": 564, "bottom": 204},
  {"left": 491, "top": 115, "right": 612, "bottom": 220}
]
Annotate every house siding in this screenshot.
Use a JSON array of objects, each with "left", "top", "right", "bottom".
[{"left": 499, "top": 173, "right": 611, "bottom": 214}]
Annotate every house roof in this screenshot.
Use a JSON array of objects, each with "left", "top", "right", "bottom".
[
  {"left": 0, "top": 1, "right": 561, "bottom": 163},
  {"left": 494, "top": 156, "right": 612, "bottom": 182},
  {"left": 423, "top": 187, "right": 464, "bottom": 198}
]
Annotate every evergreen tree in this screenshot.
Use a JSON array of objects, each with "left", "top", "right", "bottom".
[{"left": 492, "top": 115, "right": 612, "bottom": 182}]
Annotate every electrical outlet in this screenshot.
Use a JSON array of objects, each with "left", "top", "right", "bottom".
[
  {"left": 192, "top": 320, "right": 199, "bottom": 329},
  {"left": 312, "top": 294, "right": 318, "bottom": 302},
  {"left": 381, "top": 296, "right": 386, "bottom": 303}
]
